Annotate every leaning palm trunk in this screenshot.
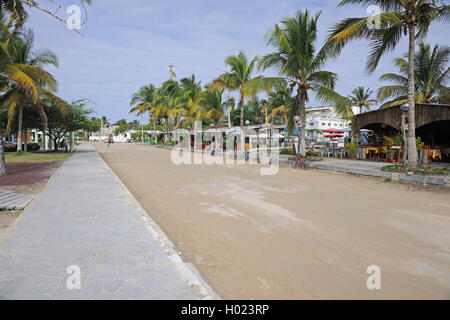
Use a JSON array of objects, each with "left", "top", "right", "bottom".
[
  {"left": 407, "top": 23, "right": 418, "bottom": 168},
  {"left": 0, "top": 130, "right": 6, "bottom": 176}
]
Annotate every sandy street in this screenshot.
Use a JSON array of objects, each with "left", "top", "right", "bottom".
[{"left": 92, "top": 142, "right": 450, "bottom": 300}]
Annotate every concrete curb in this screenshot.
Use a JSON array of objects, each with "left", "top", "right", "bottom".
[
  {"left": 96, "top": 146, "right": 220, "bottom": 300},
  {"left": 308, "top": 162, "right": 449, "bottom": 186}
]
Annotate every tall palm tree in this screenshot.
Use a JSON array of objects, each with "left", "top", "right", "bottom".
[
  {"left": 378, "top": 42, "right": 449, "bottom": 107},
  {"left": 259, "top": 10, "right": 345, "bottom": 155},
  {"left": 0, "top": 14, "right": 21, "bottom": 175},
  {"left": 0, "top": 22, "right": 58, "bottom": 174},
  {"left": 211, "top": 50, "right": 282, "bottom": 153},
  {"left": 327, "top": 0, "right": 449, "bottom": 167},
  {"left": 348, "top": 86, "right": 377, "bottom": 114},
  {"left": 1, "top": 28, "right": 59, "bottom": 151}
]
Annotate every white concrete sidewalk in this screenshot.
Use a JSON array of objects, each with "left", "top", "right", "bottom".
[{"left": 0, "top": 144, "right": 216, "bottom": 300}]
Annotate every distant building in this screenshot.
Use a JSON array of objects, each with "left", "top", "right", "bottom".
[{"left": 304, "top": 106, "right": 353, "bottom": 143}]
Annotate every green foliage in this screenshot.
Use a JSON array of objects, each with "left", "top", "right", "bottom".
[
  {"left": 131, "top": 132, "right": 151, "bottom": 139},
  {"left": 378, "top": 43, "right": 450, "bottom": 107},
  {"left": 114, "top": 119, "right": 140, "bottom": 135},
  {"left": 348, "top": 86, "right": 377, "bottom": 113},
  {"left": 382, "top": 165, "right": 449, "bottom": 176},
  {"left": 259, "top": 9, "right": 350, "bottom": 143},
  {"left": 416, "top": 137, "right": 425, "bottom": 151},
  {"left": 24, "top": 98, "right": 94, "bottom": 148},
  {"left": 345, "top": 141, "right": 359, "bottom": 154},
  {"left": 394, "top": 133, "right": 404, "bottom": 147},
  {"left": 279, "top": 148, "right": 293, "bottom": 155},
  {"left": 230, "top": 106, "right": 255, "bottom": 127},
  {"left": 305, "top": 150, "right": 321, "bottom": 157}
]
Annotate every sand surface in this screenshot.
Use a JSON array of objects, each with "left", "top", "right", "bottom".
[{"left": 92, "top": 142, "right": 450, "bottom": 299}]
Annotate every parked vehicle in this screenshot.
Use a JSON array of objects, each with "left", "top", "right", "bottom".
[{"left": 4, "top": 143, "right": 40, "bottom": 152}]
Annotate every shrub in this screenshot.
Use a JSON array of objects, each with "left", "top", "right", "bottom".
[
  {"left": 345, "top": 141, "right": 359, "bottom": 154},
  {"left": 279, "top": 148, "right": 293, "bottom": 155},
  {"left": 381, "top": 165, "right": 449, "bottom": 175}
]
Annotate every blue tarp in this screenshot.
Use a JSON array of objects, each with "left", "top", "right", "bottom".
[{"left": 282, "top": 128, "right": 302, "bottom": 136}]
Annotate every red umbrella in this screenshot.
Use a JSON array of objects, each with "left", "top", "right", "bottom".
[
  {"left": 323, "top": 128, "right": 344, "bottom": 134},
  {"left": 324, "top": 134, "right": 344, "bottom": 138}
]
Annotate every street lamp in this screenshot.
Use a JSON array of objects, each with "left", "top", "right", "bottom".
[
  {"left": 243, "top": 120, "right": 250, "bottom": 159},
  {"left": 400, "top": 102, "right": 410, "bottom": 165}
]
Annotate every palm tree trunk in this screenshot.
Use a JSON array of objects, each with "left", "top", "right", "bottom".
[
  {"left": 239, "top": 93, "right": 245, "bottom": 155},
  {"left": 0, "top": 129, "right": 6, "bottom": 176},
  {"left": 292, "top": 88, "right": 302, "bottom": 155},
  {"left": 407, "top": 22, "right": 418, "bottom": 168},
  {"left": 300, "top": 93, "right": 307, "bottom": 156},
  {"left": 17, "top": 105, "right": 23, "bottom": 152},
  {"left": 24, "top": 129, "right": 28, "bottom": 152},
  {"left": 165, "top": 116, "right": 169, "bottom": 144}
]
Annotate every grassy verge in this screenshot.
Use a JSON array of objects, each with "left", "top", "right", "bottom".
[
  {"left": 381, "top": 165, "right": 450, "bottom": 176},
  {"left": 5, "top": 151, "right": 73, "bottom": 163}
]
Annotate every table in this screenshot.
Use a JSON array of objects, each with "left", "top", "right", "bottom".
[
  {"left": 366, "top": 147, "right": 379, "bottom": 159},
  {"left": 430, "top": 149, "right": 442, "bottom": 161}
]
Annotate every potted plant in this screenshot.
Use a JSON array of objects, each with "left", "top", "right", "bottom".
[{"left": 345, "top": 141, "right": 359, "bottom": 160}]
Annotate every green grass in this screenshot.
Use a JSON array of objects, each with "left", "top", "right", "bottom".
[
  {"left": 381, "top": 164, "right": 450, "bottom": 176},
  {"left": 5, "top": 151, "right": 72, "bottom": 163}
]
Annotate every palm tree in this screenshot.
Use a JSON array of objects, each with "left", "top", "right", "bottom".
[
  {"left": 259, "top": 10, "right": 346, "bottom": 155},
  {"left": 129, "top": 84, "right": 156, "bottom": 116},
  {"left": 211, "top": 50, "right": 282, "bottom": 153},
  {"left": 0, "top": 0, "right": 27, "bottom": 23},
  {"left": 378, "top": 43, "right": 449, "bottom": 107},
  {"left": 151, "top": 80, "right": 185, "bottom": 143},
  {"left": 1, "top": 28, "right": 59, "bottom": 151},
  {"left": 348, "top": 86, "right": 377, "bottom": 114},
  {"left": 177, "top": 75, "right": 207, "bottom": 125},
  {"left": 327, "top": 1, "right": 449, "bottom": 167},
  {"left": 202, "top": 88, "right": 226, "bottom": 127},
  {"left": 0, "top": 22, "right": 58, "bottom": 175},
  {"left": 266, "top": 84, "right": 295, "bottom": 125},
  {"left": 0, "top": 0, "right": 93, "bottom": 25}
]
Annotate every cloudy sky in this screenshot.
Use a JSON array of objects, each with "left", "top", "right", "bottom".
[{"left": 28, "top": 0, "right": 448, "bottom": 123}]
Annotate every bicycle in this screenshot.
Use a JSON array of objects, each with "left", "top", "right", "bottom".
[{"left": 292, "top": 155, "right": 308, "bottom": 170}]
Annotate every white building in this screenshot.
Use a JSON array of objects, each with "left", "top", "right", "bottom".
[{"left": 305, "top": 106, "right": 352, "bottom": 131}]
